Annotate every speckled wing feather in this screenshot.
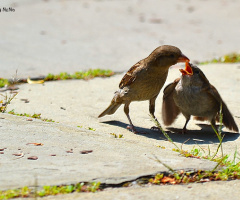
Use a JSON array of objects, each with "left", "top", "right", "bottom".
[
  {"left": 206, "top": 84, "right": 239, "bottom": 132},
  {"left": 162, "top": 78, "right": 180, "bottom": 126},
  {"left": 119, "top": 61, "right": 143, "bottom": 89}
]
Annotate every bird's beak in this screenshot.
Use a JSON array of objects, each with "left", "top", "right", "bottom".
[
  {"left": 177, "top": 54, "right": 190, "bottom": 63},
  {"left": 179, "top": 61, "right": 193, "bottom": 75}
]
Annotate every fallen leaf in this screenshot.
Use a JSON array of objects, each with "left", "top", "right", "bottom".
[
  {"left": 80, "top": 150, "right": 93, "bottom": 154},
  {"left": 66, "top": 149, "right": 73, "bottom": 153},
  {"left": 26, "top": 119, "right": 33, "bottom": 121},
  {"left": 161, "top": 177, "right": 176, "bottom": 184},
  {"left": 50, "top": 154, "right": 56, "bottom": 156},
  {"left": 0, "top": 152, "right": 4, "bottom": 154},
  {"left": 28, "top": 156, "right": 38, "bottom": 160},
  {"left": 0, "top": 148, "right": 5, "bottom": 151},
  {"left": 26, "top": 143, "right": 43, "bottom": 146},
  {"left": 12, "top": 153, "right": 23, "bottom": 156}
]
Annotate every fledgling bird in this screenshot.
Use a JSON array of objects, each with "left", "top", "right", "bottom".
[
  {"left": 98, "top": 45, "right": 189, "bottom": 133},
  {"left": 162, "top": 62, "right": 239, "bottom": 133}
]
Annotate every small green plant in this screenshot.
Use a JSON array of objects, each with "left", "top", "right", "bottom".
[
  {"left": 87, "top": 127, "right": 96, "bottom": 131},
  {"left": 110, "top": 133, "right": 124, "bottom": 138},
  {"left": 0, "top": 186, "right": 31, "bottom": 200},
  {"left": 156, "top": 145, "right": 166, "bottom": 149},
  {"left": 0, "top": 182, "right": 101, "bottom": 199},
  {"left": 201, "top": 52, "right": 240, "bottom": 64},
  {"left": 8, "top": 109, "right": 55, "bottom": 122},
  {"left": 0, "top": 78, "right": 9, "bottom": 88},
  {"left": 44, "top": 69, "right": 114, "bottom": 81},
  {"left": 0, "top": 93, "right": 18, "bottom": 113}
]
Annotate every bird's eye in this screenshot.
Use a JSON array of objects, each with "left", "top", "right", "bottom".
[
  {"left": 195, "top": 70, "right": 199, "bottom": 74},
  {"left": 169, "top": 54, "right": 174, "bottom": 58}
]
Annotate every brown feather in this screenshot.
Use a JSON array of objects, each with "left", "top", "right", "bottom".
[
  {"left": 207, "top": 85, "right": 238, "bottom": 132},
  {"left": 162, "top": 78, "right": 180, "bottom": 126},
  {"left": 221, "top": 101, "right": 239, "bottom": 132},
  {"left": 119, "top": 61, "right": 142, "bottom": 89}
]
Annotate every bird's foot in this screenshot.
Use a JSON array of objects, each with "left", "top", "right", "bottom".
[
  {"left": 181, "top": 128, "right": 187, "bottom": 134},
  {"left": 126, "top": 125, "right": 148, "bottom": 134},
  {"left": 151, "top": 126, "right": 163, "bottom": 132}
]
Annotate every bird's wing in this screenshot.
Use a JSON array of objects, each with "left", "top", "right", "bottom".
[
  {"left": 162, "top": 78, "right": 181, "bottom": 126},
  {"left": 207, "top": 84, "right": 238, "bottom": 132},
  {"left": 119, "top": 61, "right": 143, "bottom": 89}
]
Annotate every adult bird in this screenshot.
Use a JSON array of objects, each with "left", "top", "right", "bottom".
[
  {"left": 98, "top": 45, "right": 189, "bottom": 133},
  {"left": 162, "top": 62, "right": 239, "bottom": 133}
]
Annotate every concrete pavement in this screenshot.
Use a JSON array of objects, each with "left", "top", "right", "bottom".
[
  {"left": 0, "top": 0, "right": 240, "bottom": 78},
  {"left": 1, "top": 0, "right": 240, "bottom": 199},
  {"left": 1, "top": 63, "right": 240, "bottom": 200}
]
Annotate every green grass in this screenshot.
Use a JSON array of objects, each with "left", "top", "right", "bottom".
[
  {"left": 8, "top": 109, "right": 55, "bottom": 122},
  {"left": 0, "top": 93, "right": 18, "bottom": 113},
  {"left": 44, "top": 69, "right": 114, "bottom": 81},
  {"left": 201, "top": 52, "right": 240, "bottom": 64},
  {"left": 150, "top": 154, "right": 240, "bottom": 185},
  {"left": 110, "top": 133, "right": 124, "bottom": 138},
  {"left": 0, "top": 69, "right": 115, "bottom": 88},
  {"left": 0, "top": 78, "right": 9, "bottom": 88},
  {"left": 0, "top": 182, "right": 101, "bottom": 199},
  {"left": 149, "top": 107, "right": 240, "bottom": 186}
]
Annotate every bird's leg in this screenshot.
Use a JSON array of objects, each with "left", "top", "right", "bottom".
[
  {"left": 182, "top": 117, "right": 190, "bottom": 134},
  {"left": 149, "top": 97, "right": 162, "bottom": 132},
  {"left": 124, "top": 103, "right": 137, "bottom": 133}
]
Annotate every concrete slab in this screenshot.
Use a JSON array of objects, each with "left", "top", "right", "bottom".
[
  {"left": 1, "top": 63, "right": 239, "bottom": 192},
  {"left": 42, "top": 179, "right": 240, "bottom": 200},
  {"left": 0, "top": 113, "right": 215, "bottom": 191},
  {"left": 0, "top": 0, "right": 240, "bottom": 78}
]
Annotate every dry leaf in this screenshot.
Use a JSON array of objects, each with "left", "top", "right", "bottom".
[
  {"left": 161, "top": 177, "right": 176, "bottom": 184},
  {"left": 28, "top": 156, "right": 38, "bottom": 160},
  {"left": 66, "top": 149, "right": 73, "bottom": 153},
  {"left": 12, "top": 153, "right": 23, "bottom": 156},
  {"left": 26, "top": 143, "right": 43, "bottom": 146},
  {"left": 80, "top": 150, "right": 93, "bottom": 154}
]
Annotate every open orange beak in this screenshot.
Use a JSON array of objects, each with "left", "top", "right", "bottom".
[
  {"left": 179, "top": 61, "right": 193, "bottom": 76},
  {"left": 177, "top": 53, "right": 190, "bottom": 63}
]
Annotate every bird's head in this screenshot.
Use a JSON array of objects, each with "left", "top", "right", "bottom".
[
  {"left": 148, "top": 45, "right": 190, "bottom": 68},
  {"left": 180, "top": 62, "right": 209, "bottom": 86}
]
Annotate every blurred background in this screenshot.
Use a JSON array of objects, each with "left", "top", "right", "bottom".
[{"left": 0, "top": 0, "right": 240, "bottom": 78}]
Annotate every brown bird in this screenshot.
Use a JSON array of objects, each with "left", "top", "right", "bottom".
[
  {"left": 98, "top": 45, "right": 189, "bottom": 133},
  {"left": 162, "top": 62, "right": 239, "bottom": 133}
]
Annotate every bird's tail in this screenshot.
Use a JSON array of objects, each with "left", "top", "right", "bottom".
[
  {"left": 221, "top": 102, "right": 239, "bottom": 132},
  {"left": 162, "top": 82, "right": 180, "bottom": 126},
  {"left": 98, "top": 92, "right": 122, "bottom": 118}
]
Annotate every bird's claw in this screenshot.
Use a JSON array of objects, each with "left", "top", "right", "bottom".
[
  {"left": 151, "top": 126, "right": 162, "bottom": 132},
  {"left": 127, "top": 125, "right": 148, "bottom": 134},
  {"left": 181, "top": 128, "right": 187, "bottom": 134}
]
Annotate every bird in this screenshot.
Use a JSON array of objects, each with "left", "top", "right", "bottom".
[
  {"left": 98, "top": 45, "right": 189, "bottom": 133},
  {"left": 162, "top": 62, "right": 239, "bottom": 133}
]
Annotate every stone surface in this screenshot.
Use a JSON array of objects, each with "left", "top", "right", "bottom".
[
  {"left": 0, "top": 113, "right": 216, "bottom": 191},
  {"left": 0, "top": 0, "right": 240, "bottom": 78},
  {"left": 1, "top": 64, "right": 239, "bottom": 193},
  {"left": 0, "top": 0, "right": 240, "bottom": 199},
  {"left": 42, "top": 180, "right": 240, "bottom": 200}
]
